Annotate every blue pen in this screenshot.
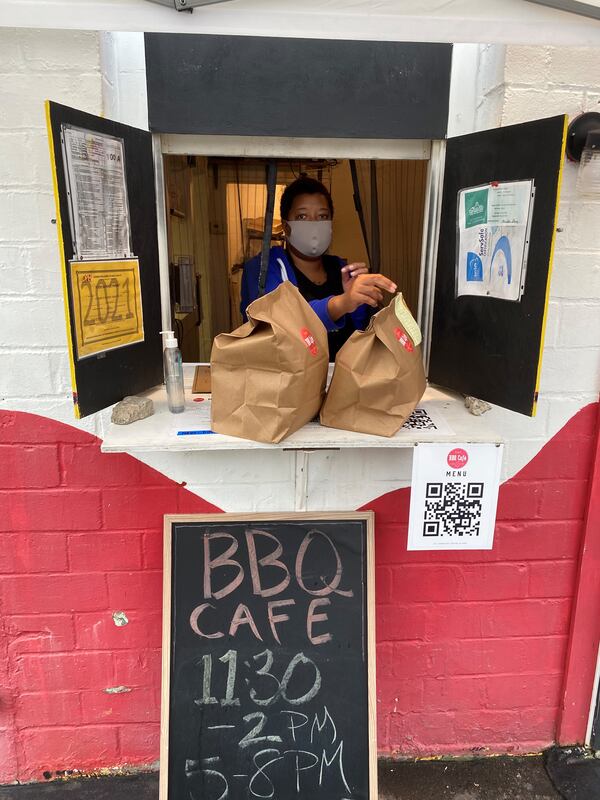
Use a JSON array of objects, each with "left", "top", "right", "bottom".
[{"left": 176, "top": 429, "right": 215, "bottom": 436}]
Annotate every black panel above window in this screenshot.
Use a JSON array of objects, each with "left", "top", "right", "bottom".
[{"left": 144, "top": 34, "right": 452, "bottom": 139}]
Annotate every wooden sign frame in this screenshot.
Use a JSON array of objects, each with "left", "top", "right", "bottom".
[{"left": 161, "top": 512, "right": 377, "bottom": 800}]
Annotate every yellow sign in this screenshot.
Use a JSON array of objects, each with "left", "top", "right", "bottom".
[{"left": 70, "top": 259, "right": 144, "bottom": 359}]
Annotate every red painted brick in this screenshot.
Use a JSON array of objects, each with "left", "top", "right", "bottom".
[
  {"left": 416, "top": 599, "right": 572, "bottom": 641},
  {"left": 142, "top": 531, "right": 163, "bottom": 569},
  {"left": 0, "top": 728, "right": 18, "bottom": 784},
  {"left": 0, "top": 490, "right": 102, "bottom": 532},
  {"left": 112, "top": 650, "right": 162, "bottom": 689},
  {"left": 18, "top": 725, "right": 119, "bottom": 781},
  {"left": 374, "top": 523, "right": 409, "bottom": 564},
  {"left": 538, "top": 480, "right": 590, "bottom": 520},
  {"left": 484, "top": 673, "right": 563, "bottom": 710},
  {"left": 389, "top": 709, "right": 527, "bottom": 749},
  {"left": 0, "top": 533, "right": 68, "bottom": 573},
  {"left": 16, "top": 652, "right": 113, "bottom": 692},
  {"left": 418, "top": 673, "right": 563, "bottom": 713},
  {"left": 68, "top": 532, "right": 143, "bottom": 572},
  {"left": 0, "top": 411, "right": 92, "bottom": 445},
  {"left": 421, "top": 675, "right": 486, "bottom": 712},
  {"left": 80, "top": 688, "right": 159, "bottom": 725},
  {"left": 496, "top": 482, "right": 542, "bottom": 520},
  {"left": 389, "top": 563, "right": 528, "bottom": 603},
  {"left": 6, "top": 614, "right": 75, "bottom": 653},
  {"left": 532, "top": 403, "right": 597, "bottom": 446},
  {"left": 376, "top": 642, "right": 393, "bottom": 678},
  {"left": 117, "top": 723, "right": 159, "bottom": 764},
  {"left": 377, "top": 676, "right": 424, "bottom": 712},
  {"left": 361, "top": 492, "right": 410, "bottom": 525},
  {"left": 528, "top": 560, "right": 578, "bottom": 598},
  {"left": 75, "top": 612, "right": 162, "bottom": 651},
  {"left": 0, "top": 445, "right": 60, "bottom": 488},
  {"left": 391, "top": 642, "right": 447, "bottom": 678},
  {"left": 388, "top": 710, "right": 450, "bottom": 750},
  {"left": 397, "top": 548, "right": 499, "bottom": 566},
  {"left": 102, "top": 487, "right": 179, "bottom": 530},
  {"left": 376, "top": 603, "right": 430, "bottom": 642},
  {"left": 1, "top": 573, "right": 108, "bottom": 614},
  {"left": 444, "top": 636, "right": 568, "bottom": 677},
  {"left": 60, "top": 445, "right": 143, "bottom": 487},
  {"left": 377, "top": 711, "right": 390, "bottom": 746},
  {"left": 494, "top": 520, "right": 582, "bottom": 561},
  {"left": 107, "top": 571, "right": 162, "bottom": 610},
  {"left": 376, "top": 567, "right": 392, "bottom": 603},
  {"left": 518, "top": 438, "right": 594, "bottom": 480},
  {"left": 517, "top": 706, "right": 558, "bottom": 740},
  {"left": 15, "top": 692, "right": 82, "bottom": 728}
]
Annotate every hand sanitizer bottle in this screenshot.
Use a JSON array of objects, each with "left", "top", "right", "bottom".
[{"left": 161, "top": 331, "right": 185, "bottom": 413}]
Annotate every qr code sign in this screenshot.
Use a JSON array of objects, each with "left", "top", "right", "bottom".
[
  {"left": 423, "top": 482, "right": 484, "bottom": 538},
  {"left": 403, "top": 408, "right": 437, "bottom": 431}
]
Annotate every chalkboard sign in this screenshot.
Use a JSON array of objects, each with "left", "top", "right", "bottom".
[{"left": 161, "top": 513, "right": 376, "bottom": 800}]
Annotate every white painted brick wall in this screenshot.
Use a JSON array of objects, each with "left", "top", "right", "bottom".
[
  {"left": 484, "top": 45, "right": 600, "bottom": 481},
  {"left": 0, "top": 28, "right": 102, "bottom": 436},
  {"left": 0, "top": 31, "right": 598, "bottom": 513}
]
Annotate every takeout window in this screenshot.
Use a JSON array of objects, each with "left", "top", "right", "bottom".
[{"left": 162, "top": 155, "right": 429, "bottom": 363}]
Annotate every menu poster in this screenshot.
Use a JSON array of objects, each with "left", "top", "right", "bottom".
[
  {"left": 456, "top": 180, "right": 535, "bottom": 302},
  {"left": 61, "top": 125, "right": 133, "bottom": 261}
]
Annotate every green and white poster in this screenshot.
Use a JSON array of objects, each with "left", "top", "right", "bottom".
[{"left": 457, "top": 180, "right": 535, "bottom": 302}]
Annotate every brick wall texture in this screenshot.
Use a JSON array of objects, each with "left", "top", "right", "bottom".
[
  {"left": 0, "top": 28, "right": 599, "bottom": 783},
  {"left": 0, "top": 403, "right": 595, "bottom": 781}
]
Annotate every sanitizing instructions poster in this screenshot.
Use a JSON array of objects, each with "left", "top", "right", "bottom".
[
  {"left": 408, "top": 442, "right": 503, "bottom": 551},
  {"left": 456, "top": 180, "right": 535, "bottom": 302}
]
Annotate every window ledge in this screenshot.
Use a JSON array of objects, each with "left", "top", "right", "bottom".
[{"left": 101, "top": 366, "right": 502, "bottom": 454}]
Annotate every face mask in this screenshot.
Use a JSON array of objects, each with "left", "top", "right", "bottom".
[{"left": 287, "top": 220, "right": 332, "bottom": 258}]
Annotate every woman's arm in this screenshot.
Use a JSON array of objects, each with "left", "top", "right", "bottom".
[
  {"left": 240, "top": 255, "right": 260, "bottom": 322},
  {"left": 327, "top": 270, "right": 397, "bottom": 322}
]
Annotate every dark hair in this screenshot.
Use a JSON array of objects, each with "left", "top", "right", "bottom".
[{"left": 280, "top": 176, "right": 334, "bottom": 221}]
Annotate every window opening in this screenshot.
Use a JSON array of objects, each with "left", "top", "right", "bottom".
[{"left": 163, "top": 154, "right": 429, "bottom": 362}]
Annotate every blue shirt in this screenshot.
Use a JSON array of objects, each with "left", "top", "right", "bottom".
[{"left": 240, "top": 246, "right": 372, "bottom": 335}]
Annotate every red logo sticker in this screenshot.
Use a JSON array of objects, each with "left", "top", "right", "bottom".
[
  {"left": 447, "top": 448, "right": 469, "bottom": 468},
  {"left": 300, "top": 327, "right": 318, "bottom": 356},
  {"left": 394, "top": 327, "right": 414, "bottom": 352}
]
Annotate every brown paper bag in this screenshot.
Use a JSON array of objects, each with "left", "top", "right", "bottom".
[
  {"left": 211, "top": 281, "right": 328, "bottom": 443},
  {"left": 320, "top": 294, "right": 426, "bottom": 437}
]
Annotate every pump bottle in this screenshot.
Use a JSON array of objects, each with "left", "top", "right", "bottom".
[{"left": 161, "top": 331, "right": 185, "bottom": 413}]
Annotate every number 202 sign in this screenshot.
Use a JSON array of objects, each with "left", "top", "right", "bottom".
[
  {"left": 69, "top": 258, "right": 144, "bottom": 359},
  {"left": 162, "top": 513, "right": 377, "bottom": 800}
]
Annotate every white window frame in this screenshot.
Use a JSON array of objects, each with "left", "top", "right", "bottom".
[{"left": 153, "top": 132, "right": 444, "bottom": 359}]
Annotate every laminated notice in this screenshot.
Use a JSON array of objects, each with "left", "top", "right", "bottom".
[{"left": 70, "top": 259, "right": 144, "bottom": 359}]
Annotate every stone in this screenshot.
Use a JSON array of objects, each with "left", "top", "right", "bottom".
[
  {"left": 111, "top": 395, "right": 154, "bottom": 425},
  {"left": 465, "top": 396, "right": 492, "bottom": 416}
]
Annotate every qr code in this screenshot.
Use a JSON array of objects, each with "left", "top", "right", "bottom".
[
  {"left": 403, "top": 408, "right": 437, "bottom": 431},
  {"left": 423, "top": 482, "right": 484, "bottom": 537}
]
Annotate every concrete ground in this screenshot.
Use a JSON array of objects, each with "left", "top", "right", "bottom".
[{"left": 0, "top": 755, "right": 562, "bottom": 800}]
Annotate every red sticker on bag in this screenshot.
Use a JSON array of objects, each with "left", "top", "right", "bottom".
[
  {"left": 394, "top": 327, "right": 414, "bottom": 352},
  {"left": 300, "top": 327, "right": 318, "bottom": 356}
]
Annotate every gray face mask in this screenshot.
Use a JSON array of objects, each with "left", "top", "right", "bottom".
[{"left": 287, "top": 220, "right": 333, "bottom": 258}]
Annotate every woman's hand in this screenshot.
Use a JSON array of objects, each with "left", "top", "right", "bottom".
[
  {"left": 341, "top": 262, "right": 369, "bottom": 288},
  {"left": 328, "top": 267, "right": 397, "bottom": 321}
]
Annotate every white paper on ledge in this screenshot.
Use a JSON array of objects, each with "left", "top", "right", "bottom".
[{"left": 171, "top": 400, "right": 454, "bottom": 438}]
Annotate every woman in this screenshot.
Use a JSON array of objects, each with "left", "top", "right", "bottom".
[{"left": 240, "top": 176, "right": 397, "bottom": 359}]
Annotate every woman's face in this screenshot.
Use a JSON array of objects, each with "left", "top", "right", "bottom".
[{"left": 285, "top": 192, "right": 332, "bottom": 225}]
